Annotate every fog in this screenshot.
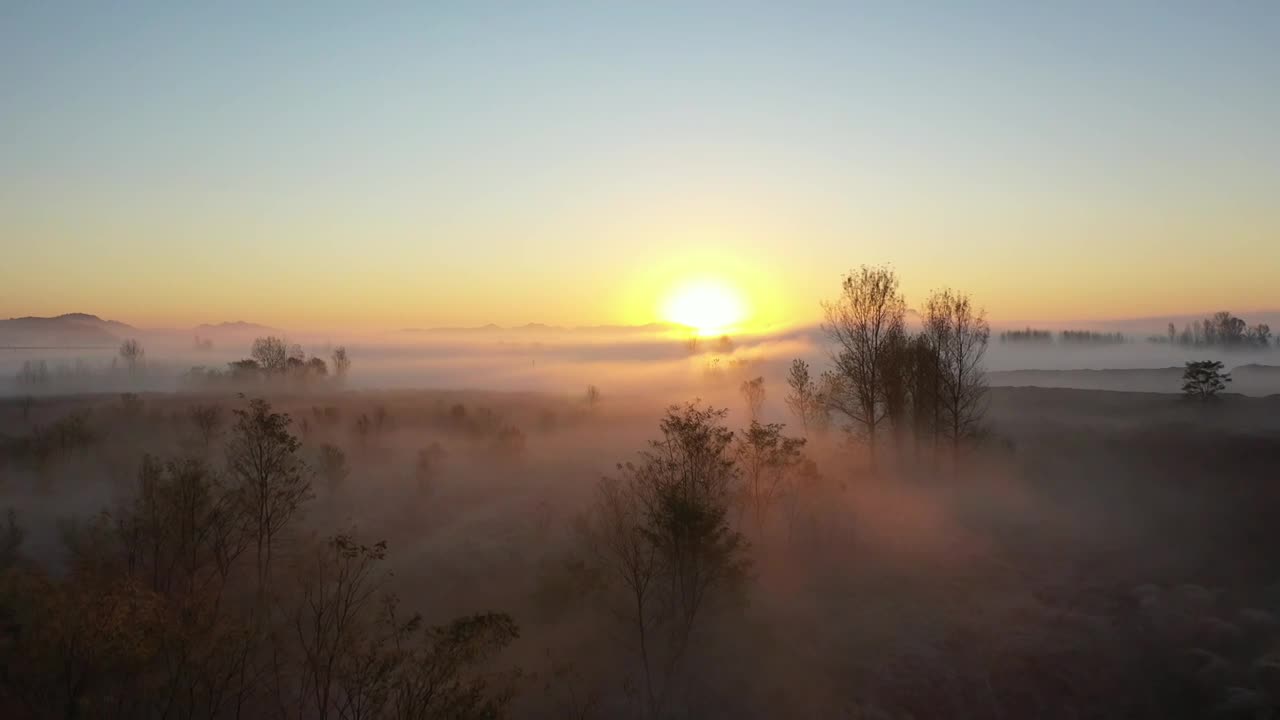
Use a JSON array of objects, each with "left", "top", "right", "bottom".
[
  {"left": 4, "top": 315, "right": 1280, "bottom": 718},
  {"left": 6, "top": 321, "right": 1280, "bottom": 399}
]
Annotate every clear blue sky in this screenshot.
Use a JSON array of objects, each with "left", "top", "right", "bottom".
[{"left": 3, "top": 2, "right": 1277, "bottom": 329}]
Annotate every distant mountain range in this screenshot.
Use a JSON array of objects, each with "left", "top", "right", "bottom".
[
  {"left": 0, "top": 313, "right": 133, "bottom": 347},
  {"left": 0, "top": 314, "right": 279, "bottom": 348}
]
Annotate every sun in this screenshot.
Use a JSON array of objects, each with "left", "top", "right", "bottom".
[{"left": 662, "top": 278, "right": 748, "bottom": 335}]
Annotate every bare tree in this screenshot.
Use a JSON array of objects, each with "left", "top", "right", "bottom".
[
  {"left": 877, "top": 325, "right": 911, "bottom": 455},
  {"left": 225, "top": 397, "right": 312, "bottom": 591},
  {"left": 784, "top": 359, "right": 820, "bottom": 436},
  {"left": 821, "top": 265, "right": 907, "bottom": 468},
  {"left": 734, "top": 421, "right": 806, "bottom": 530},
  {"left": 317, "top": 443, "right": 349, "bottom": 499},
  {"left": 739, "top": 376, "right": 765, "bottom": 422},
  {"left": 587, "top": 403, "right": 749, "bottom": 716},
  {"left": 582, "top": 473, "right": 662, "bottom": 714},
  {"left": 119, "top": 338, "right": 145, "bottom": 375},
  {"left": 904, "top": 332, "right": 941, "bottom": 457},
  {"left": 289, "top": 534, "right": 390, "bottom": 719},
  {"left": 928, "top": 289, "right": 990, "bottom": 461},
  {"left": 188, "top": 403, "right": 224, "bottom": 450},
  {"left": 251, "top": 336, "right": 290, "bottom": 374},
  {"left": 331, "top": 346, "right": 351, "bottom": 384}
]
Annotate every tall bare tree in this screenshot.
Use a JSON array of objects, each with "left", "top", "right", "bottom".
[
  {"left": 225, "top": 397, "right": 312, "bottom": 592},
  {"left": 784, "top": 359, "right": 820, "bottom": 436},
  {"left": 586, "top": 403, "right": 749, "bottom": 716},
  {"left": 905, "top": 332, "right": 941, "bottom": 457},
  {"left": 821, "top": 265, "right": 907, "bottom": 468},
  {"left": 251, "top": 336, "right": 290, "bottom": 374},
  {"left": 188, "top": 403, "right": 224, "bottom": 450},
  {"left": 119, "top": 338, "right": 145, "bottom": 375},
  {"left": 734, "top": 421, "right": 806, "bottom": 530},
  {"left": 583, "top": 473, "right": 662, "bottom": 713},
  {"left": 739, "top": 376, "right": 765, "bottom": 422},
  {"left": 877, "top": 325, "right": 911, "bottom": 456},
  {"left": 330, "top": 346, "right": 351, "bottom": 384},
  {"left": 927, "top": 289, "right": 990, "bottom": 461}
]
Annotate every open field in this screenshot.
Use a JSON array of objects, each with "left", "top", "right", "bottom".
[{"left": 3, "top": 383, "right": 1279, "bottom": 718}]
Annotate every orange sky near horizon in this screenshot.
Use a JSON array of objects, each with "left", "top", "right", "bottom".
[{"left": 3, "top": 5, "right": 1276, "bottom": 333}]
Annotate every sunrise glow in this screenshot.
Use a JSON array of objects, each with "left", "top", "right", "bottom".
[{"left": 662, "top": 279, "right": 748, "bottom": 335}]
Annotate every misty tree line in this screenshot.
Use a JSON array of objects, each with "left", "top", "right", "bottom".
[
  {"left": 1000, "top": 313, "right": 1278, "bottom": 350},
  {"left": 1153, "top": 311, "right": 1274, "bottom": 349},
  {"left": 1000, "top": 329, "right": 1126, "bottom": 345},
  {"left": 13, "top": 337, "right": 150, "bottom": 388},
  {"left": 184, "top": 337, "right": 352, "bottom": 389},
  {"left": 998, "top": 328, "right": 1053, "bottom": 344},
  {"left": 784, "top": 265, "right": 992, "bottom": 468},
  {"left": 0, "top": 396, "right": 519, "bottom": 719},
  {"left": 12, "top": 337, "right": 354, "bottom": 392}
]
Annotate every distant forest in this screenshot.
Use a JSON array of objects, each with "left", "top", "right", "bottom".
[
  {"left": 999, "top": 311, "right": 1275, "bottom": 349},
  {"left": 1151, "top": 311, "right": 1273, "bottom": 349},
  {"left": 999, "top": 329, "right": 1125, "bottom": 345}
]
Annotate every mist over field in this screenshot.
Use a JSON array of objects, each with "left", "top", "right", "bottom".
[
  {"left": 3, "top": 296, "right": 1280, "bottom": 719},
  {"left": 6, "top": 315, "right": 1280, "bottom": 397}
]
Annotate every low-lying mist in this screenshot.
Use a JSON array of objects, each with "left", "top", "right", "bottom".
[
  {"left": 4, "top": 349, "right": 1280, "bottom": 717},
  {"left": 5, "top": 323, "right": 1280, "bottom": 399},
  {"left": 3, "top": 294, "right": 1280, "bottom": 718}
]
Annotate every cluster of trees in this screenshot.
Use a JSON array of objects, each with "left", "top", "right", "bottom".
[
  {"left": 12, "top": 338, "right": 150, "bottom": 389},
  {"left": 14, "top": 360, "right": 56, "bottom": 387},
  {"left": 0, "top": 397, "right": 518, "bottom": 718},
  {"left": 999, "top": 328, "right": 1052, "bottom": 343},
  {"left": 685, "top": 334, "right": 735, "bottom": 355},
  {"left": 184, "top": 338, "right": 351, "bottom": 390},
  {"left": 805, "top": 265, "right": 991, "bottom": 468},
  {"left": 1059, "top": 330, "right": 1126, "bottom": 345},
  {"left": 1156, "top": 312, "right": 1273, "bottom": 349},
  {"left": 1000, "top": 329, "right": 1128, "bottom": 345}
]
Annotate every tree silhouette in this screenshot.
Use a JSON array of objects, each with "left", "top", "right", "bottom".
[
  {"left": 251, "top": 336, "right": 289, "bottom": 374},
  {"left": 1182, "top": 360, "right": 1231, "bottom": 401},
  {"left": 225, "top": 397, "right": 312, "bottom": 591},
  {"left": 331, "top": 346, "right": 351, "bottom": 383},
  {"left": 928, "top": 288, "right": 991, "bottom": 459},
  {"left": 188, "top": 403, "right": 224, "bottom": 450},
  {"left": 784, "top": 359, "right": 821, "bottom": 436},
  {"left": 822, "top": 265, "right": 906, "bottom": 468},
  {"left": 586, "top": 403, "right": 749, "bottom": 716},
  {"left": 119, "top": 338, "right": 145, "bottom": 375},
  {"left": 739, "top": 376, "right": 765, "bottom": 422},
  {"left": 734, "top": 421, "right": 806, "bottom": 530}
]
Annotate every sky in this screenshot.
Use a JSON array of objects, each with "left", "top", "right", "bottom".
[{"left": 2, "top": 2, "right": 1277, "bottom": 332}]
